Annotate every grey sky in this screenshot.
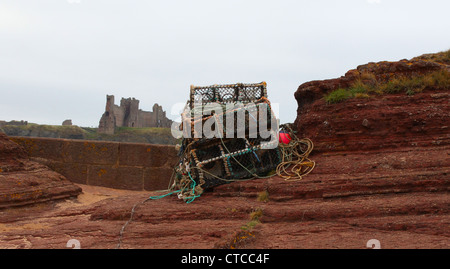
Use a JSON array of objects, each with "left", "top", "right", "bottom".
[{"left": 1, "top": 0, "right": 449, "bottom": 127}]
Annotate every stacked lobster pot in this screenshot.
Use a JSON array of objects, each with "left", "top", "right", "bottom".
[{"left": 172, "top": 82, "right": 282, "bottom": 202}]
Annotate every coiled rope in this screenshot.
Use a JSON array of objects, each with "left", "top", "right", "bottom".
[{"left": 276, "top": 125, "right": 315, "bottom": 181}]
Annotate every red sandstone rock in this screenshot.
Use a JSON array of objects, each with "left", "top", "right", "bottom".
[
  {"left": 0, "top": 176, "right": 447, "bottom": 249},
  {"left": 0, "top": 132, "right": 82, "bottom": 208},
  {"left": 294, "top": 53, "right": 449, "bottom": 153},
  {"left": 295, "top": 91, "right": 449, "bottom": 153},
  {"left": 0, "top": 134, "right": 448, "bottom": 249},
  {"left": 294, "top": 55, "right": 446, "bottom": 114}
]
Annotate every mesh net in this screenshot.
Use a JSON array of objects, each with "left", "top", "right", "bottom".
[
  {"left": 173, "top": 82, "right": 281, "bottom": 201},
  {"left": 189, "top": 82, "right": 267, "bottom": 108},
  {"left": 181, "top": 97, "right": 275, "bottom": 139},
  {"left": 185, "top": 133, "right": 281, "bottom": 190}
]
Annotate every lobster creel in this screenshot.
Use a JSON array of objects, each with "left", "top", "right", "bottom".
[{"left": 172, "top": 82, "right": 282, "bottom": 202}]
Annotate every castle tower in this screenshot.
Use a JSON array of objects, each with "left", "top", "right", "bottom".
[
  {"left": 98, "top": 95, "right": 117, "bottom": 134},
  {"left": 106, "top": 95, "right": 115, "bottom": 112},
  {"left": 121, "top": 98, "right": 140, "bottom": 128}
]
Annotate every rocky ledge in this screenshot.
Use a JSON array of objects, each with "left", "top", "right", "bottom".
[{"left": 0, "top": 132, "right": 82, "bottom": 208}]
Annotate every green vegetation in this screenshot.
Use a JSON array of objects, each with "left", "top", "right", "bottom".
[
  {"left": 412, "top": 49, "right": 450, "bottom": 65},
  {"left": 325, "top": 69, "right": 450, "bottom": 104},
  {"left": 241, "top": 220, "right": 260, "bottom": 231},
  {"left": 325, "top": 88, "right": 352, "bottom": 104},
  {"left": 249, "top": 208, "right": 263, "bottom": 220},
  {"left": 0, "top": 124, "right": 86, "bottom": 139},
  {"left": 86, "top": 126, "right": 179, "bottom": 144},
  {"left": 324, "top": 49, "right": 450, "bottom": 104},
  {"left": 0, "top": 124, "right": 179, "bottom": 145},
  {"left": 241, "top": 208, "right": 263, "bottom": 231},
  {"left": 256, "top": 190, "right": 269, "bottom": 202}
]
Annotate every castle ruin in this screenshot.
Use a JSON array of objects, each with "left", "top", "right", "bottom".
[{"left": 98, "top": 95, "right": 173, "bottom": 134}]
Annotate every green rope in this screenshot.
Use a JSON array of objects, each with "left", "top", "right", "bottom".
[
  {"left": 148, "top": 190, "right": 181, "bottom": 200},
  {"left": 185, "top": 171, "right": 201, "bottom": 203},
  {"left": 218, "top": 134, "right": 260, "bottom": 178}
]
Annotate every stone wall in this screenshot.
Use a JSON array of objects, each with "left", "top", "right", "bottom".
[{"left": 10, "top": 137, "right": 179, "bottom": 191}]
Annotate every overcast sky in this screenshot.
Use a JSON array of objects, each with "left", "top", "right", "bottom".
[{"left": 0, "top": 0, "right": 449, "bottom": 127}]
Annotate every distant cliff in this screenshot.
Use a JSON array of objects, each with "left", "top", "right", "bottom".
[{"left": 0, "top": 124, "right": 179, "bottom": 145}]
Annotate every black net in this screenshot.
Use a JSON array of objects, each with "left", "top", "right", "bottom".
[
  {"left": 189, "top": 82, "right": 267, "bottom": 108},
  {"left": 184, "top": 135, "right": 281, "bottom": 190}
]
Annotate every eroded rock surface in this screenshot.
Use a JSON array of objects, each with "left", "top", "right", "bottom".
[
  {"left": 0, "top": 132, "right": 82, "bottom": 208},
  {"left": 0, "top": 142, "right": 448, "bottom": 249}
]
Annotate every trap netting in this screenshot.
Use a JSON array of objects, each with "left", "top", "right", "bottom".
[
  {"left": 181, "top": 97, "right": 276, "bottom": 139},
  {"left": 169, "top": 82, "right": 316, "bottom": 203},
  {"left": 189, "top": 82, "right": 267, "bottom": 108},
  {"left": 172, "top": 82, "right": 282, "bottom": 202},
  {"left": 178, "top": 131, "right": 281, "bottom": 186}
]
